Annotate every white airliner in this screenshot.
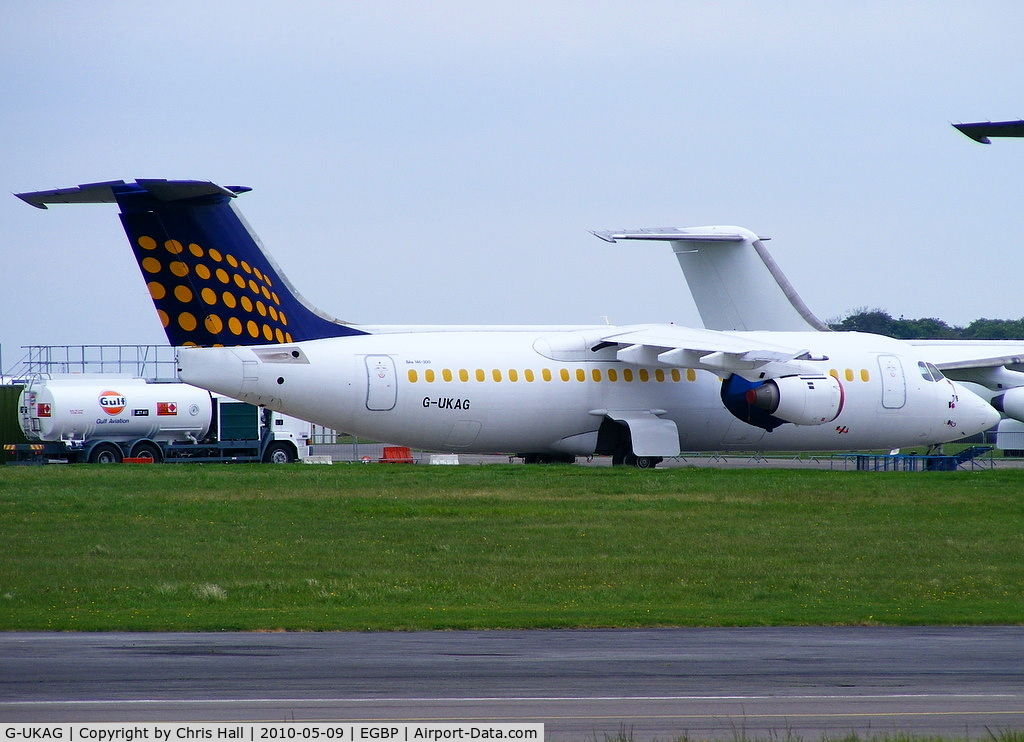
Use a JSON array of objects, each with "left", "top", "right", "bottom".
[{"left": 17, "top": 180, "right": 998, "bottom": 466}]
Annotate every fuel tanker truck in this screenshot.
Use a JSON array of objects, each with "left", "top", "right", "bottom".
[{"left": 5, "top": 375, "right": 311, "bottom": 464}]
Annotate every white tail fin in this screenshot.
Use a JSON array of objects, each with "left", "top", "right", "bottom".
[{"left": 593, "top": 226, "right": 828, "bottom": 332}]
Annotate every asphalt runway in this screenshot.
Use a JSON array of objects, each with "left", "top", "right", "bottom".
[{"left": 1, "top": 628, "right": 1022, "bottom": 740}]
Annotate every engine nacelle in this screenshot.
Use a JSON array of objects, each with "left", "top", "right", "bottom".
[
  {"left": 744, "top": 374, "right": 844, "bottom": 426},
  {"left": 992, "top": 386, "right": 1024, "bottom": 423}
]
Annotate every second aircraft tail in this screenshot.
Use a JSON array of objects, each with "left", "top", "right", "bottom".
[{"left": 593, "top": 226, "right": 829, "bottom": 332}]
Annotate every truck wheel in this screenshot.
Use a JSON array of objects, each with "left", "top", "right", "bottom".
[
  {"left": 131, "top": 441, "right": 163, "bottom": 463},
  {"left": 88, "top": 443, "right": 123, "bottom": 464},
  {"left": 262, "top": 442, "right": 296, "bottom": 464}
]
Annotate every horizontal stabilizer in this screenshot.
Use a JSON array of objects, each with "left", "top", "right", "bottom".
[
  {"left": 17, "top": 180, "right": 249, "bottom": 209},
  {"left": 591, "top": 228, "right": 748, "bottom": 243}
]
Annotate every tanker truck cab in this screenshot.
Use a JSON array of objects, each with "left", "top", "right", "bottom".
[
  {"left": 205, "top": 394, "right": 310, "bottom": 464},
  {"left": 261, "top": 408, "right": 312, "bottom": 464}
]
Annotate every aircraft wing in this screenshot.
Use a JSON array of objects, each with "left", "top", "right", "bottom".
[
  {"left": 906, "top": 340, "right": 1024, "bottom": 372},
  {"left": 953, "top": 120, "right": 1024, "bottom": 144},
  {"left": 598, "top": 325, "right": 812, "bottom": 380},
  {"left": 904, "top": 340, "right": 1024, "bottom": 395}
]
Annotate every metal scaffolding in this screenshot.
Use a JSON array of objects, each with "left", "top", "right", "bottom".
[{"left": 3, "top": 345, "right": 179, "bottom": 382}]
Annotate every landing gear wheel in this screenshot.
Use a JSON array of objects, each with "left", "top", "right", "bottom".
[
  {"left": 262, "top": 442, "right": 296, "bottom": 464},
  {"left": 88, "top": 443, "right": 123, "bottom": 464},
  {"left": 625, "top": 454, "right": 662, "bottom": 469}
]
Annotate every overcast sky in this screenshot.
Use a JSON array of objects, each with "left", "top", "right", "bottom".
[{"left": 4, "top": 1, "right": 1024, "bottom": 369}]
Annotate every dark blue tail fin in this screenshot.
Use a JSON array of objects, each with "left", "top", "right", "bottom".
[{"left": 17, "top": 179, "right": 367, "bottom": 346}]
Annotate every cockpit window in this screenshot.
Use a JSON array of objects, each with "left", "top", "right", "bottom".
[{"left": 918, "top": 361, "right": 945, "bottom": 382}]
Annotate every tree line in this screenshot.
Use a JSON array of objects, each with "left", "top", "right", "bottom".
[{"left": 828, "top": 308, "right": 1024, "bottom": 339}]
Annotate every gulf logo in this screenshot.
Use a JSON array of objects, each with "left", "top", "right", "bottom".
[{"left": 98, "top": 390, "right": 127, "bottom": 416}]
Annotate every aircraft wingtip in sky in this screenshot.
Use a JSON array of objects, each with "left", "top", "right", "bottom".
[
  {"left": 16, "top": 179, "right": 1005, "bottom": 466},
  {"left": 953, "top": 119, "right": 1024, "bottom": 144}
]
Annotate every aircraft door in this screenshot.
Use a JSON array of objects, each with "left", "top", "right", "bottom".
[
  {"left": 365, "top": 355, "right": 398, "bottom": 411},
  {"left": 878, "top": 354, "right": 906, "bottom": 409}
]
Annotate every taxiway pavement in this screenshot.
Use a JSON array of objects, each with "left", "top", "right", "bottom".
[{"left": 2, "top": 628, "right": 1022, "bottom": 739}]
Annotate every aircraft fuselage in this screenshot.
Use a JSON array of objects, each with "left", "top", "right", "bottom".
[{"left": 178, "top": 327, "right": 993, "bottom": 455}]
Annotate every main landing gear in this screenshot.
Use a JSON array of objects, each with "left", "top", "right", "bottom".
[
  {"left": 598, "top": 418, "right": 664, "bottom": 469},
  {"left": 616, "top": 453, "right": 663, "bottom": 469},
  {"left": 520, "top": 419, "right": 667, "bottom": 468}
]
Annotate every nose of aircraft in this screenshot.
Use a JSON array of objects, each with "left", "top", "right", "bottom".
[{"left": 950, "top": 382, "right": 1001, "bottom": 439}]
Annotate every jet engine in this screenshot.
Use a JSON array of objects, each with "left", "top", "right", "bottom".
[
  {"left": 991, "top": 386, "right": 1024, "bottom": 422},
  {"left": 722, "top": 374, "right": 844, "bottom": 431},
  {"left": 745, "top": 375, "right": 844, "bottom": 426}
]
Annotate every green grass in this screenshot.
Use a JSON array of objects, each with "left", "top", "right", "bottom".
[{"left": 1, "top": 464, "right": 1022, "bottom": 631}]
